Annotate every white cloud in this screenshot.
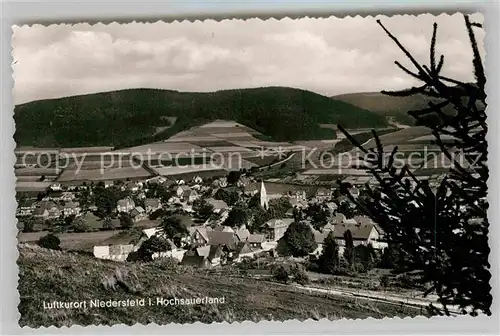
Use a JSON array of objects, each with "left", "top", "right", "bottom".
[{"left": 12, "top": 13, "right": 484, "bottom": 105}]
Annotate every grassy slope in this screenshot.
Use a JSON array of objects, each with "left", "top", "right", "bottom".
[
  {"left": 332, "top": 92, "right": 445, "bottom": 125},
  {"left": 18, "top": 245, "right": 422, "bottom": 327},
  {"left": 14, "top": 87, "right": 388, "bottom": 148}
]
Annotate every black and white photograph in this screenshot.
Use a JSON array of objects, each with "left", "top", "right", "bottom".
[{"left": 12, "top": 12, "right": 490, "bottom": 327}]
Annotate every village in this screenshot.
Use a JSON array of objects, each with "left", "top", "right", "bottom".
[{"left": 16, "top": 169, "right": 391, "bottom": 273}]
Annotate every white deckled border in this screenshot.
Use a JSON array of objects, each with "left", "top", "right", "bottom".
[{"left": 1, "top": 1, "right": 498, "bottom": 335}]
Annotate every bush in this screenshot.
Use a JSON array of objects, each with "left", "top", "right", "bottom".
[
  {"left": 72, "top": 218, "right": 92, "bottom": 233},
  {"left": 380, "top": 274, "right": 390, "bottom": 288},
  {"left": 290, "top": 264, "right": 310, "bottom": 286},
  {"left": 38, "top": 233, "right": 61, "bottom": 250},
  {"left": 272, "top": 265, "right": 289, "bottom": 284}
]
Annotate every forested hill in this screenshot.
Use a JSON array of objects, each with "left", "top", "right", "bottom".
[{"left": 14, "top": 86, "right": 388, "bottom": 148}]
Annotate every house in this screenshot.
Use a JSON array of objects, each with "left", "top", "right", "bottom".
[
  {"left": 235, "top": 228, "right": 250, "bottom": 241},
  {"left": 329, "top": 213, "right": 357, "bottom": 225},
  {"left": 314, "top": 187, "right": 333, "bottom": 201},
  {"left": 311, "top": 230, "right": 328, "bottom": 256},
  {"left": 349, "top": 187, "right": 360, "bottom": 198},
  {"left": 188, "top": 225, "right": 213, "bottom": 247},
  {"left": 16, "top": 206, "right": 33, "bottom": 217},
  {"left": 144, "top": 198, "right": 162, "bottom": 214},
  {"left": 212, "top": 177, "right": 228, "bottom": 188},
  {"left": 50, "top": 183, "right": 62, "bottom": 191},
  {"left": 265, "top": 218, "right": 294, "bottom": 242},
  {"left": 93, "top": 244, "right": 135, "bottom": 262},
  {"left": 63, "top": 201, "right": 81, "bottom": 217},
  {"left": 176, "top": 186, "right": 199, "bottom": 203},
  {"left": 33, "top": 201, "right": 61, "bottom": 219},
  {"left": 325, "top": 202, "right": 338, "bottom": 214},
  {"left": 122, "top": 181, "right": 139, "bottom": 192},
  {"left": 103, "top": 180, "right": 114, "bottom": 188},
  {"left": 247, "top": 233, "right": 266, "bottom": 249},
  {"left": 288, "top": 190, "right": 307, "bottom": 201},
  {"left": 213, "top": 225, "right": 234, "bottom": 233},
  {"left": 181, "top": 255, "right": 212, "bottom": 268},
  {"left": 205, "top": 198, "right": 229, "bottom": 213},
  {"left": 191, "top": 245, "right": 227, "bottom": 266},
  {"left": 233, "top": 241, "right": 254, "bottom": 261},
  {"left": 207, "top": 231, "right": 239, "bottom": 250},
  {"left": 184, "top": 189, "right": 199, "bottom": 203},
  {"left": 176, "top": 185, "right": 191, "bottom": 198},
  {"left": 236, "top": 176, "right": 251, "bottom": 187},
  {"left": 130, "top": 206, "right": 146, "bottom": 222},
  {"left": 60, "top": 192, "right": 76, "bottom": 202},
  {"left": 332, "top": 223, "right": 387, "bottom": 251},
  {"left": 117, "top": 197, "right": 135, "bottom": 213},
  {"left": 32, "top": 207, "right": 49, "bottom": 219},
  {"left": 146, "top": 176, "right": 167, "bottom": 184}
]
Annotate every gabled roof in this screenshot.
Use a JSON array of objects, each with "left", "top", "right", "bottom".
[
  {"left": 248, "top": 233, "right": 265, "bottom": 244},
  {"left": 196, "top": 245, "right": 211, "bottom": 258},
  {"left": 234, "top": 241, "right": 253, "bottom": 256},
  {"left": 213, "top": 225, "right": 234, "bottom": 233},
  {"left": 142, "top": 227, "right": 159, "bottom": 238},
  {"left": 189, "top": 225, "right": 213, "bottom": 242},
  {"left": 117, "top": 197, "right": 134, "bottom": 207},
  {"left": 208, "top": 231, "right": 238, "bottom": 249},
  {"left": 266, "top": 218, "right": 294, "bottom": 229},
  {"left": 235, "top": 228, "right": 250, "bottom": 241},
  {"left": 313, "top": 230, "right": 328, "bottom": 244},
  {"left": 205, "top": 198, "right": 229, "bottom": 210},
  {"left": 63, "top": 201, "right": 80, "bottom": 209},
  {"left": 332, "top": 223, "right": 376, "bottom": 240},
  {"left": 144, "top": 198, "right": 161, "bottom": 207},
  {"left": 208, "top": 245, "right": 225, "bottom": 260}
]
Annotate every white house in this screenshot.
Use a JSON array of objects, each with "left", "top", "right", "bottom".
[
  {"left": 144, "top": 198, "right": 162, "bottom": 214},
  {"left": 117, "top": 197, "right": 135, "bottom": 213},
  {"left": 63, "top": 201, "right": 81, "bottom": 217}
]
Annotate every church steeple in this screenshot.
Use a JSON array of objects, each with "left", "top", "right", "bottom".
[{"left": 260, "top": 180, "right": 269, "bottom": 209}]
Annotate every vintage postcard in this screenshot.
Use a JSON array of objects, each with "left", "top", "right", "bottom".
[{"left": 13, "top": 12, "right": 490, "bottom": 328}]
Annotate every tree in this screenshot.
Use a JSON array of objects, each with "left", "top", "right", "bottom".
[
  {"left": 214, "top": 188, "right": 239, "bottom": 206},
  {"left": 268, "top": 197, "right": 293, "bottom": 219},
  {"left": 227, "top": 171, "right": 241, "bottom": 185},
  {"left": 290, "top": 264, "right": 310, "bottom": 285},
  {"left": 128, "top": 235, "right": 172, "bottom": 262},
  {"left": 318, "top": 231, "right": 340, "bottom": 274},
  {"left": 119, "top": 213, "right": 134, "bottom": 229},
  {"left": 305, "top": 203, "right": 329, "bottom": 230},
  {"left": 224, "top": 206, "right": 248, "bottom": 228},
  {"left": 22, "top": 219, "right": 35, "bottom": 233},
  {"left": 272, "top": 265, "right": 289, "bottom": 284},
  {"left": 64, "top": 214, "right": 75, "bottom": 227},
  {"left": 160, "top": 216, "right": 188, "bottom": 248},
  {"left": 72, "top": 218, "right": 92, "bottom": 233},
  {"left": 276, "top": 221, "right": 317, "bottom": 257},
  {"left": 353, "top": 244, "right": 378, "bottom": 272},
  {"left": 248, "top": 205, "right": 270, "bottom": 233},
  {"left": 103, "top": 216, "right": 115, "bottom": 230},
  {"left": 193, "top": 199, "right": 214, "bottom": 221},
  {"left": 337, "top": 15, "right": 490, "bottom": 315},
  {"left": 343, "top": 230, "right": 354, "bottom": 267},
  {"left": 38, "top": 233, "right": 60, "bottom": 250}
]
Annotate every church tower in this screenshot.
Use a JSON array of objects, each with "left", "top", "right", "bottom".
[{"left": 260, "top": 180, "right": 269, "bottom": 209}]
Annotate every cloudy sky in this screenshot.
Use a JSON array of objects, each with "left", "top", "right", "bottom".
[{"left": 12, "top": 13, "right": 484, "bottom": 105}]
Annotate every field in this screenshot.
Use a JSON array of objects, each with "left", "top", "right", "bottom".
[
  {"left": 18, "top": 244, "right": 424, "bottom": 327},
  {"left": 18, "top": 231, "right": 119, "bottom": 251}
]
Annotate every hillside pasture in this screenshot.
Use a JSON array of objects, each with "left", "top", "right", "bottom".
[{"left": 57, "top": 166, "right": 151, "bottom": 182}]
